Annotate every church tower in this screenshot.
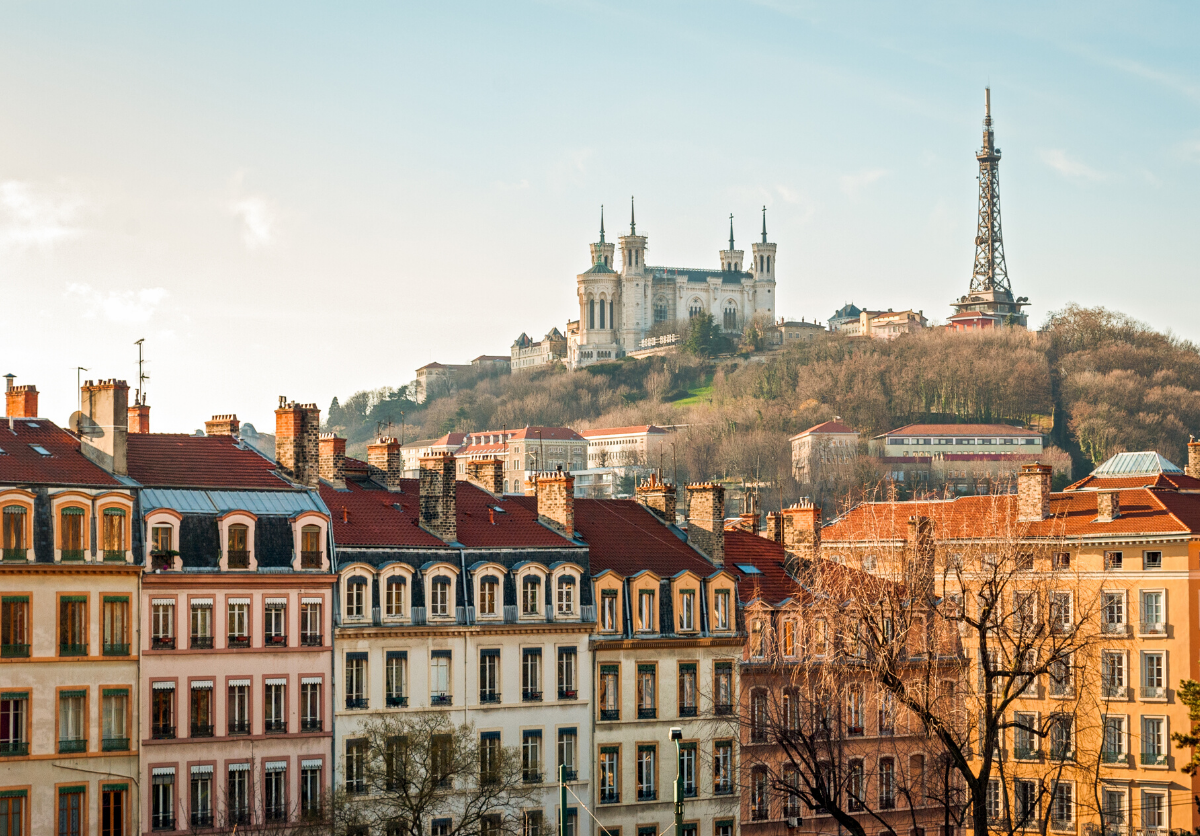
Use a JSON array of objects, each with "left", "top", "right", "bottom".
[
  {"left": 719, "top": 214, "right": 744, "bottom": 273},
  {"left": 589, "top": 205, "right": 616, "bottom": 269},
  {"left": 618, "top": 197, "right": 648, "bottom": 352},
  {"left": 751, "top": 206, "right": 777, "bottom": 320},
  {"left": 575, "top": 206, "right": 622, "bottom": 366}
]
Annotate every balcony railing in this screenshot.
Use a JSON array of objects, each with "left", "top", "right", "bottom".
[
  {"left": 522, "top": 690, "right": 543, "bottom": 702},
  {"left": 848, "top": 725, "right": 864, "bottom": 736},
  {"left": 190, "top": 636, "right": 213, "bottom": 650},
  {"left": 265, "top": 805, "right": 287, "bottom": 822},
  {"left": 0, "top": 741, "right": 28, "bottom": 757},
  {"left": 191, "top": 812, "right": 214, "bottom": 829},
  {"left": 58, "top": 738, "right": 85, "bottom": 754},
  {"left": 150, "top": 553, "right": 173, "bottom": 571},
  {"left": 1101, "top": 620, "right": 1127, "bottom": 635},
  {"left": 523, "top": 771, "right": 542, "bottom": 784},
  {"left": 637, "top": 706, "right": 657, "bottom": 719},
  {"left": 751, "top": 808, "right": 768, "bottom": 821},
  {"left": 301, "top": 633, "right": 323, "bottom": 647},
  {"left": 300, "top": 550, "right": 323, "bottom": 569},
  {"left": 345, "top": 697, "right": 368, "bottom": 710},
  {"left": 1101, "top": 749, "right": 1126, "bottom": 764},
  {"left": 151, "top": 636, "right": 175, "bottom": 650},
  {"left": 228, "top": 722, "right": 250, "bottom": 736},
  {"left": 1102, "top": 684, "right": 1127, "bottom": 699},
  {"left": 1139, "top": 622, "right": 1166, "bottom": 636},
  {"left": 600, "top": 709, "right": 619, "bottom": 721},
  {"left": 714, "top": 783, "right": 734, "bottom": 796},
  {"left": 1140, "top": 752, "right": 1167, "bottom": 766},
  {"left": 714, "top": 703, "right": 733, "bottom": 716},
  {"left": 2, "top": 548, "right": 27, "bottom": 562},
  {"left": 684, "top": 786, "right": 698, "bottom": 799},
  {"left": 432, "top": 694, "right": 453, "bottom": 706},
  {"left": 102, "top": 643, "right": 130, "bottom": 657},
  {"left": 151, "top": 814, "right": 176, "bottom": 832},
  {"left": 479, "top": 691, "right": 500, "bottom": 705},
  {"left": 103, "top": 550, "right": 125, "bottom": 563},
  {"left": 227, "top": 550, "right": 250, "bottom": 569},
  {"left": 266, "top": 634, "right": 288, "bottom": 646},
  {"left": 151, "top": 724, "right": 175, "bottom": 740},
  {"left": 637, "top": 788, "right": 657, "bottom": 801},
  {"left": 386, "top": 694, "right": 409, "bottom": 708},
  {"left": 879, "top": 797, "right": 897, "bottom": 810},
  {"left": 678, "top": 705, "right": 697, "bottom": 717},
  {"left": 301, "top": 718, "right": 323, "bottom": 732},
  {"left": 559, "top": 688, "right": 578, "bottom": 700},
  {"left": 1050, "top": 746, "right": 1074, "bottom": 762},
  {"left": 599, "top": 789, "right": 619, "bottom": 804},
  {"left": 61, "top": 549, "right": 85, "bottom": 562},
  {"left": 227, "top": 635, "right": 250, "bottom": 648},
  {"left": 1051, "top": 818, "right": 1074, "bottom": 832},
  {"left": 102, "top": 737, "right": 129, "bottom": 752},
  {"left": 561, "top": 769, "right": 578, "bottom": 781},
  {"left": 1013, "top": 746, "right": 1040, "bottom": 761},
  {"left": 264, "top": 720, "right": 287, "bottom": 734},
  {"left": 190, "top": 723, "right": 214, "bottom": 738},
  {"left": 60, "top": 642, "right": 88, "bottom": 656},
  {"left": 1141, "top": 685, "right": 1167, "bottom": 700},
  {"left": 1, "top": 643, "right": 29, "bottom": 658}
]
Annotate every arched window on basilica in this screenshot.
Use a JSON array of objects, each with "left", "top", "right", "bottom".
[
  {"left": 653, "top": 299, "right": 668, "bottom": 323},
  {"left": 723, "top": 303, "right": 739, "bottom": 331},
  {"left": 688, "top": 301, "right": 704, "bottom": 319}
]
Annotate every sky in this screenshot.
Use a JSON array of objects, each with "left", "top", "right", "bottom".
[{"left": 3, "top": 1, "right": 1198, "bottom": 432}]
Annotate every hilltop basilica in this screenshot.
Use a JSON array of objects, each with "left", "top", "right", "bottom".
[{"left": 570, "top": 200, "right": 777, "bottom": 368}]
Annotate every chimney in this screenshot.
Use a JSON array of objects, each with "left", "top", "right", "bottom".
[
  {"left": 764, "top": 511, "right": 783, "bottom": 543},
  {"left": 5, "top": 380, "right": 38, "bottom": 419},
  {"left": 1096, "top": 490, "right": 1120, "bottom": 523},
  {"left": 635, "top": 473, "right": 676, "bottom": 523},
  {"left": 1017, "top": 462, "right": 1052, "bottom": 522},
  {"left": 419, "top": 453, "right": 457, "bottom": 542},
  {"left": 1188, "top": 436, "right": 1200, "bottom": 479},
  {"left": 465, "top": 458, "right": 504, "bottom": 495},
  {"left": 205, "top": 414, "right": 240, "bottom": 437},
  {"left": 319, "top": 433, "right": 347, "bottom": 490},
  {"left": 537, "top": 470, "right": 575, "bottom": 539},
  {"left": 780, "top": 500, "right": 821, "bottom": 560},
  {"left": 127, "top": 404, "right": 150, "bottom": 434},
  {"left": 686, "top": 482, "right": 725, "bottom": 566},
  {"left": 78, "top": 379, "right": 129, "bottom": 476},
  {"left": 275, "top": 398, "right": 321, "bottom": 488},
  {"left": 367, "top": 437, "right": 404, "bottom": 491}
]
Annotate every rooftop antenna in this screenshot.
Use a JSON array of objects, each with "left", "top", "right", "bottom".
[
  {"left": 76, "top": 367, "right": 89, "bottom": 412},
  {"left": 133, "top": 339, "right": 149, "bottom": 406}
]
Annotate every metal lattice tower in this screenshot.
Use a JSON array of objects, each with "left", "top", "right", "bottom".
[{"left": 970, "top": 87, "right": 1009, "bottom": 295}]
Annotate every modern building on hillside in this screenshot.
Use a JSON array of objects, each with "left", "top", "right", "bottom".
[
  {"left": 581, "top": 425, "right": 670, "bottom": 472},
  {"left": 0, "top": 381, "right": 142, "bottom": 836},
  {"left": 321, "top": 443, "right": 595, "bottom": 836},
  {"left": 788, "top": 420, "right": 859, "bottom": 482},
  {"left": 454, "top": 427, "right": 587, "bottom": 494},
  {"left": 871, "top": 423, "right": 1046, "bottom": 493},
  {"left": 821, "top": 450, "right": 1200, "bottom": 835},
  {"left": 573, "top": 203, "right": 777, "bottom": 368},
  {"left": 128, "top": 403, "right": 335, "bottom": 833},
  {"left": 870, "top": 424, "right": 1043, "bottom": 457},
  {"left": 512, "top": 330, "right": 568, "bottom": 372}
]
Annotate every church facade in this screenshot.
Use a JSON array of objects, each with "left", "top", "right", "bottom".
[{"left": 571, "top": 202, "right": 777, "bottom": 368}]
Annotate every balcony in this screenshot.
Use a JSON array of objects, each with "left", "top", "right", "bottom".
[
  {"left": 60, "top": 642, "right": 88, "bottom": 656},
  {"left": 190, "top": 636, "right": 213, "bottom": 650},
  {"left": 879, "top": 798, "right": 897, "bottom": 810},
  {"left": 227, "top": 550, "right": 250, "bottom": 569},
  {"left": 190, "top": 723, "right": 214, "bottom": 738},
  {"left": 1013, "top": 747, "right": 1040, "bottom": 761},
  {"left": 1139, "top": 622, "right": 1166, "bottom": 637},
  {"left": 559, "top": 688, "right": 578, "bottom": 700},
  {"left": 1140, "top": 752, "right": 1167, "bottom": 766},
  {"left": 190, "top": 812, "right": 214, "bottom": 829},
  {"left": 102, "top": 737, "right": 129, "bottom": 752},
  {"left": 58, "top": 738, "right": 85, "bottom": 754},
  {"left": 637, "top": 788, "right": 657, "bottom": 801},
  {"left": 599, "top": 789, "right": 619, "bottom": 804},
  {"left": 102, "top": 643, "right": 130, "bottom": 657},
  {"left": 345, "top": 697, "right": 368, "bottom": 710},
  {"left": 714, "top": 703, "right": 733, "bottom": 716},
  {"left": 1102, "top": 684, "right": 1127, "bottom": 699},
  {"left": 264, "top": 720, "right": 287, "bottom": 734},
  {"left": 300, "top": 550, "right": 323, "bottom": 569},
  {"left": 1050, "top": 818, "right": 1074, "bottom": 832},
  {"left": 103, "top": 550, "right": 125, "bottom": 563},
  {"left": 152, "top": 724, "right": 175, "bottom": 740},
  {"left": 387, "top": 694, "right": 409, "bottom": 708},
  {"left": 714, "top": 783, "right": 734, "bottom": 796},
  {"left": 151, "top": 636, "right": 175, "bottom": 651},
  {"left": 562, "top": 769, "right": 578, "bottom": 781},
  {"left": 150, "top": 553, "right": 173, "bottom": 571},
  {"left": 432, "top": 694, "right": 453, "bottom": 707},
  {"left": 301, "top": 718, "right": 323, "bottom": 732},
  {"left": 523, "top": 771, "right": 542, "bottom": 784},
  {"left": 479, "top": 691, "right": 500, "bottom": 705},
  {"left": 1101, "top": 749, "right": 1127, "bottom": 764},
  {"left": 522, "top": 690, "right": 543, "bottom": 702},
  {"left": 751, "top": 808, "right": 768, "bottom": 821},
  {"left": 1101, "top": 620, "right": 1127, "bottom": 635},
  {"left": 151, "top": 815, "right": 176, "bottom": 832},
  {"left": 637, "top": 707, "right": 657, "bottom": 720},
  {"left": 266, "top": 634, "right": 288, "bottom": 647},
  {"left": 847, "top": 725, "right": 864, "bottom": 736},
  {"left": 228, "top": 722, "right": 250, "bottom": 736},
  {"left": 265, "top": 806, "right": 287, "bottom": 822},
  {"left": 751, "top": 729, "right": 768, "bottom": 744},
  {"left": 678, "top": 705, "right": 697, "bottom": 718},
  {"left": 227, "top": 635, "right": 250, "bottom": 648},
  {"left": 600, "top": 709, "right": 619, "bottom": 721},
  {"left": 0, "top": 741, "right": 28, "bottom": 757},
  {"left": 1141, "top": 685, "right": 1167, "bottom": 700},
  {"left": 2, "top": 548, "right": 27, "bottom": 562},
  {"left": 784, "top": 805, "right": 802, "bottom": 818},
  {"left": 61, "top": 549, "right": 85, "bottom": 562},
  {"left": 301, "top": 633, "right": 323, "bottom": 647},
  {"left": 1, "top": 643, "right": 29, "bottom": 658}
]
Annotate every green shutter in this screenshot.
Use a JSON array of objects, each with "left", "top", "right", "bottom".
[
  {"left": 715, "top": 820, "right": 734, "bottom": 829},
  {"left": 637, "top": 663, "right": 655, "bottom": 673},
  {"left": 103, "top": 508, "right": 125, "bottom": 516},
  {"left": 600, "top": 664, "right": 619, "bottom": 674},
  {"left": 600, "top": 746, "right": 619, "bottom": 755},
  {"left": 637, "top": 744, "right": 656, "bottom": 753},
  {"left": 60, "top": 689, "right": 87, "bottom": 699},
  {"left": 679, "top": 662, "right": 697, "bottom": 672},
  {"left": 58, "top": 785, "right": 86, "bottom": 795},
  {"left": 61, "top": 507, "right": 83, "bottom": 516},
  {"left": 102, "top": 595, "right": 129, "bottom": 604},
  {"left": 103, "top": 688, "right": 130, "bottom": 698}
]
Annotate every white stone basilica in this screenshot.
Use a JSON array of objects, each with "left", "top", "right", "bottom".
[{"left": 570, "top": 200, "right": 777, "bottom": 368}]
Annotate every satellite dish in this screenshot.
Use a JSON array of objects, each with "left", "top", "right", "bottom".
[{"left": 69, "top": 411, "right": 102, "bottom": 437}]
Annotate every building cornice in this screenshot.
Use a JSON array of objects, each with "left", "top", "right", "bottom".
[
  {"left": 590, "top": 636, "right": 744, "bottom": 651},
  {"left": 142, "top": 572, "right": 336, "bottom": 588},
  {"left": 336, "top": 623, "right": 594, "bottom": 640},
  {"left": 0, "top": 564, "right": 141, "bottom": 576}
]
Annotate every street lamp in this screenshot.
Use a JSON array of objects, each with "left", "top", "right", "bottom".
[{"left": 670, "top": 727, "right": 684, "bottom": 836}]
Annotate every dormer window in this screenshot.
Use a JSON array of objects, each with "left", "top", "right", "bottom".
[
  {"left": 101, "top": 508, "right": 126, "bottom": 561},
  {"left": 713, "top": 590, "right": 730, "bottom": 631},
  {"left": 386, "top": 578, "right": 406, "bottom": 619},
  {"left": 678, "top": 590, "right": 695, "bottom": 632},
  {"left": 601, "top": 591, "right": 618, "bottom": 632},
  {"left": 346, "top": 577, "right": 367, "bottom": 619},
  {"left": 2, "top": 505, "right": 27, "bottom": 561},
  {"left": 228, "top": 525, "right": 250, "bottom": 569},
  {"left": 637, "top": 590, "right": 656, "bottom": 632},
  {"left": 479, "top": 576, "right": 499, "bottom": 617},
  {"left": 522, "top": 577, "right": 541, "bottom": 616},
  {"left": 430, "top": 576, "right": 452, "bottom": 618},
  {"left": 300, "top": 525, "right": 322, "bottom": 570},
  {"left": 556, "top": 576, "right": 576, "bottom": 615}
]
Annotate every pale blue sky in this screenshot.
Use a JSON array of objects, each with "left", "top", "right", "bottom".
[{"left": 3, "top": 2, "right": 1197, "bottom": 431}]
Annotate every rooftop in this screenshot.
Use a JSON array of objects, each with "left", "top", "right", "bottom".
[
  {"left": 127, "top": 433, "right": 294, "bottom": 490},
  {"left": 0, "top": 418, "right": 122, "bottom": 488},
  {"left": 580, "top": 425, "right": 669, "bottom": 438},
  {"left": 877, "top": 423, "right": 1041, "bottom": 439},
  {"left": 790, "top": 420, "right": 858, "bottom": 440}
]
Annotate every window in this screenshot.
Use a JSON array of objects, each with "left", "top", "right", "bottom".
[
  {"left": 191, "top": 767, "right": 213, "bottom": 828},
  {"left": 678, "top": 664, "right": 697, "bottom": 716},
  {"left": 265, "top": 600, "right": 287, "bottom": 644},
  {"left": 518, "top": 812, "right": 539, "bottom": 836},
  {"left": 227, "top": 524, "right": 249, "bottom": 568},
  {"left": 750, "top": 769, "right": 767, "bottom": 819},
  {"left": 713, "top": 590, "right": 729, "bottom": 630},
  {"left": 782, "top": 620, "right": 796, "bottom": 656},
  {"left": 599, "top": 666, "right": 619, "bottom": 720},
  {"left": 99, "top": 507, "right": 125, "bottom": 560},
  {"left": 750, "top": 691, "right": 767, "bottom": 742},
  {"left": 600, "top": 591, "right": 617, "bottom": 632},
  {"left": 812, "top": 618, "right": 829, "bottom": 656},
  {"left": 1140, "top": 591, "right": 1166, "bottom": 634},
  {"left": 345, "top": 579, "right": 366, "bottom": 619},
  {"left": 150, "top": 599, "right": 175, "bottom": 650},
  {"left": 2, "top": 595, "right": 30, "bottom": 657},
  {"left": 1103, "top": 790, "right": 1126, "bottom": 834},
  {"left": 1049, "top": 592, "right": 1072, "bottom": 632},
  {"left": 101, "top": 785, "right": 124, "bottom": 836},
  {"left": 189, "top": 599, "right": 213, "bottom": 649},
  {"left": 558, "top": 648, "right": 577, "bottom": 699},
  {"left": 637, "top": 745, "right": 656, "bottom": 800},
  {"left": 478, "top": 577, "right": 497, "bottom": 616},
  {"left": 1049, "top": 654, "right": 1074, "bottom": 697},
  {"left": 227, "top": 599, "right": 249, "bottom": 646},
  {"left": 879, "top": 692, "right": 896, "bottom": 735},
  {"left": 346, "top": 655, "right": 368, "bottom": 709},
  {"left": 1052, "top": 552, "right": 1070, "bottom": 570},
  {"left": 151, "top": 770, "right": 175, "bottom": 831},
  {"left": 1014, "top": 711, "right": 1038, "bottom": 757},
  {"left": 599, "top": 747, "right": 620, "bottom": 802},
  {"left": 848, "top": 760, "right": 865, "bottom": 811},
  {"left": 1102, "top": 715, "right": 1126, "bottom": 761},
  {"left": 556, "top": 577, "right": 575, "bottom": 615},
  {"left": 346, "top": 739, "right": 368, "bottom": 792},
  {"left": 150, "top": 524, "right": 173, "bottom": 569},
  {"left": 264, "top": 763, "right": 287, "bottom": 821},
  {"left": 301, "top": 600, "right": 322, "bottom": 645},
  {"left": 558, "top": 729, "right": 577, "bottom": 780},
  {"left": 522, "top": 649, "right": 542, "bottom": 701},
  {"left": 1, "top": 692, "right": 28, "bottom": 756},
  {"left": 1014, "top": 779, "right": 1038, "bottom": 828},
  {"left": 479, "top": 650, "right": 499, "bottom": 703},
  {"left": 678, "top": 590, "right": 694, "bottom": 631},
  {"left": 637, "top": 664, "right": 656, "bottom": 719},
  {"left": 1142, "top": 651, "right": 1166, "bottom": 699},
  {"left": 637, "top": 589, "right": 655, "bottom": 632},
  {"left": 1051, "top": 783, "right": 1073, "bottom": 829},
  {"left": 228, "top": 682, "right": 249, "bottom": 734},
  {"left": 714, "top": 662, "right": 733, "bottom": 713},
  {"left": 190, "top": 682, "right": 213, "bottom": 737},
  {"left": 878, "top": 757, "right": 896, "bottom": 809},
  {"left": 301, "top": 762, "right": 322, "bottom": 819},
  {"left": 713, "top": 740, "right": 733, "bottom": 794},
  {"left": 680, "top": 743, "right": 697, "bottom": 797},
  {"left": 386, "top": 579, "right": 407, "bottom": 618},
  {"left": 58, "top": 786, "right": 84, "bottom": 836},
  {"left": 2, "top": 505, "right": 27, "bottom": 560},
  {"left": 1142, "top": 717, "right": 1166, "bottom": 765},
  {"left": 432, "top": 819, "right": 451, "bottom": 836},
  {"left": 102, "top": 689, "right": 129, "bottom": 751},
  {"left": 151, "top": 683, "right": 175, "bottom": 739},
  {"left": 301, "top": 680, "right": 322, "bottom": 731},
  {"left": 1105, "top": 550, "right": 1123, "bottom": 570},
  {"left": 847, "top": 687, "right": 864, "bottom": 734},
  {"left": 522, "top": 731, "right": 542, "bottom": 783},
  {"left": 228, "top": 765, "right": 250, "bottom": 824},
  {"left": 300, "top": 524, "right": 322, "bottom": 568},
  {"left": 985, "top": 779, "right": 1002, "bottom": 823},
  {"left": 1050, "top": 714, "right": 1073, "bottom": 760},
  {"left": 521, "top": 577, "right": 540, "bottom": 615},
  {"left": 58, "top": 690, "right": 85, "bottom": 753},
  {"left": 1102, "top": 651, "right": 1127, "bottom": 698},
  {"left": 60, "top": 595, "right": 88, "bottom": 655},
  {"left": 431, "top": 576, "right": 451, "bottom": 618},
  {"left": 431, "top": 652, "right": 451, "bottom": 704},
  {"left": 1142, "top": 790, "right": 1166, "bottom": 832},
  {"left": 265, "top": 681, "right": 286, "bottom": 733},
  {"left": 1102, "top": 590, "right": 1126, "bottom": 633},
  {"left": 60, "top": 507, "right": 85, "bottom": 560},
  {"left": 1144, "top": 550, "right": 1162, "bottom": 570}
]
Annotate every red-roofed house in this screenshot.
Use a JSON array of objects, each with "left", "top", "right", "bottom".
[{"left": 788, "top": 420, "right": 859, "bottom": 482}]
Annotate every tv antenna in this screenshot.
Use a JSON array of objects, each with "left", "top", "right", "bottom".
[
  {"left": 76, "top": 367, "right": 89, "bottom": 412},
  {"left": 133, "top": 339, "right": 149, "bottom": 405}
]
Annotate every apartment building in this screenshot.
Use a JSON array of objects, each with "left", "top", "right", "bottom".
[
  {"left": 0, "top": 382, "right": 141, "bottom": 836},
  {"left": 129, "top": 404, "right": 335, "bottom": 833},
  {"left": 400, "top": 434, "right": 466, "bottom": 477},
  {"left": 581, "top": 426, "right": 670, "bottom": 472},
  {"left": 788, "top": 420, "right": 859, "bottom": 482},
  {"left": 454, "top": 427, "right": 588, "bottom": 494},
  {"left": 820, "top": 450, "right": 1200, "bottom": 835},
  {"left": 322, "top": 442, "right": 595, "bottom": 836}
]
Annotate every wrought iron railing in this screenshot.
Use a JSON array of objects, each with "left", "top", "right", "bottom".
[
  {"left": 190, "top": 636, "right": 213, "bottom": 650},
  {"left": 190, "top": 723, "right": 214, "bottom": 738},
  {"left": 227, "top": 635, "right": 250, "bottom": 648},
  {"left": 60, "top": 642, "right": 88, "bottom": 656},
  {"left": 264, "top": 720, "right": 287, "bottom": 734},
  {"left": 151, "top": 636, "right": 174, "bottom": 650},
  {"left": 102, "top": 737, "right": 129, "bottom": 751},
  {"left": 61, "top": 549, "right": 85, "bottom": 562},
  {"left": 301, "top": 633, "right": 323, "bottom": 647},
  {"left": 345, "top": 697, "right": 368, "bottom": 710},
  {"left": 58, "top": 738, "right": 85, "bottom": 754},
  {"left": 103, "top": 643, "right": 129, "bottom": 656},
  {"left": 227, "top": 550, "right": 250, "bottom": 569},
  {"left": 600, "top": 709, "right": 619, "bottom": 721},
  {"left": 151, "top": 724, "right": 175, "bottom": 740},
  {"left": 479, "top": 691, "right": 500, "bottom": 704},
  {"left": 1, "top": 643, "right": 29, "bottom": 658},
  {"left": 228, "top": 722, "right": 250, "bottom": 735},
  {"left": 300, "top": 550, "right": 323, "bottom": 569},
  {"left": 432, "top": 694, "right": 453, "bottom": 706}
]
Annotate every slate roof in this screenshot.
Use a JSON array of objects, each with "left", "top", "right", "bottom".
[
  {"left": 581, "top": 262, "right": 617, "bottom": 275},
  {"left": 127, "top": 433, "right": 293, "bottom": 490},
  {"left": 0, "top": 418, "right": 122, "bottom": 487},
  {"left": 649, "top": 266, "right": 750, "bottom": 285}
]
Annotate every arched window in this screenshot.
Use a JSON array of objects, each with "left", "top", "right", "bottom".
[
  {"left": 878, "top": 758, "right": 896, "bottom": 808},
  {"left": 300, "top": 525, "right": 322, "bottom": 569},
  {"left": 688, "top": 301, "right": 703, "bottom": 319},
  {"left": 385, "top": 576, "right": 407, "bottom": 618},
  {"left": 766, "top": 255, "right": 771, "bottom": 272},
  {"left": 478, "top": 574, "right": 500, "bottom": 616},
  {"left": 3, "top": 505, "right": 27, "bottom": 559},
  {"left": 599, "top": 297, "right": 605, "bottom": 329},
  {"left": 609, "top": 301, "right": 614, "bottom": 330},
  {"left": 345, "top": 576, "right": 368, "bottom": 618},
  {"left": 653, "top": 299, "right": 668, "bottom": 323},
  {"left": 723, "top": 304, "right": 738, "bottom": 332},
  {"left": 430, "top": 575, "right": 452, "bottom": 617},
  {"left": 521, "top": 576, "right": 541, "bottom": 615},
  {"left": 61, "top": 507, "right": 85, "bottom": 561},
  {"left": 227, "top": 524, "right": 250, "bottom": 569},
  {"left": 102, "top": 508, "right": 126, "bottom": 560},
  {"left": 556, "top": 576, "right": 576, "bottom": 615}
]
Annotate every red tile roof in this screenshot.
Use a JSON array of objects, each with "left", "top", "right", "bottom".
[
  {"left": 790, "top": 420, "right": 857, "bottom": 439},
  {"left": 580, "top": 426, "right": 668, "bottom": 438},
  {"left": 0, "top": 419, "right": 122, "bottom": 487},
  {"left": 723, "top": 529, "right": 801, "bottom": 605},
  {"left": 126, "top": 434, "right": 293, "bottom": 490},
  {"left": 879, "top": 423, "right": 1040, "bottom": 438}
]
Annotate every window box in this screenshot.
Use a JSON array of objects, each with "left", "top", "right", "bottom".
[
  {"left": 151, "top": 724, "right": 175, "bottom": 740},
  {"left": 522, "top": 690, "right": 543, "bottom": 702},
  {"left": 847, "top": 725, "right": 864, "bottom": 736},
  {"left": 266, "top": 635, "right": 288, "bottom": 646},
  {"left": 227, "top": 636, "right": 250, "bottom": 648},
  {"left": 151, "top": 637, "right": 174, "bottom": 651},
  {"left": 58, "top": 739, "right": 85, "bottom": 754},
  {"left": 1, "top": 643, "right": 29, "bottom": 658},
  {"left": 60, "top": 642, "right": 88, "bottom": 656},
  {"left": 102, "top": 737, "right": 130, "bottom": 752},
  {"left": 150, "top": 552, "right": 175, "bottom": 571},
  {"left": 558, "top": 689, "right": 577, "bottom": 700},
  {"left": 345, "top": 698, "right": 368, "bottom": 710},
  {"left": 190, "top": 724, "right": 214, "bottom": 738}
]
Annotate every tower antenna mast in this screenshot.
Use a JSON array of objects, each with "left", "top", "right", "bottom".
[{"left": 134, "top": 339, "right": 149, "bottom": 406}]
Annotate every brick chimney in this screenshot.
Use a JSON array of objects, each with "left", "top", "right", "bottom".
[
  {"left": 686, "top": 482, "right": 725, "bottom": 566},
  {"left": 275, "top": 398, "right": 321, "bottom": 488},
  {"left": 764, "top": 511, "right": 783, "bottom": 543},
  {"left": 127, "top": 404, "right": 150, "bottom": 434},
  {"left": 635, "top": 473, "right": 676, "bottom": 523},
  {"left": 1017, "top": 462, "right": 1052, "bottom": 522},
  {"left": 319, "top": 433, "right": 347, "bottom": 490},
  {"left": 537, "top": 470, "right": 575, "bottom": 539},
  {"left": 465, "top": 458, "right": 504, "bottom": 495},
  {"left": 5, "top": 379, "right": 38, "bottom": 418},
  {"left": 780, "top": 500, "right": 821, "bottom": 560},
  {"left": 1096, "top": 490, "right": 1120, "bottom": 523},
  {"left": 205, "top": 414, "right": 240, "bottom": 437},
  {"left": 419, "top": 453, "right": 457, "bottom": 542},
  {"left": 79, "top": 379, "right": 130, "bottom": 476},
  {"left": 367, "top": 437, "right": 404, "bottom": 491},
  {"left": 1188, "top": 437, "right": 1200, "bottom": 479}
]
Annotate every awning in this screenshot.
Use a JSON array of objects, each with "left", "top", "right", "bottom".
[
  {"left": 190, "top": 598, "right": 213, "bottom": 607},
  {"left": 265, "top": 761, "right": 287, "bottom": 772},
  {"left": 151, "top": 767, "right": 175, "bottom": 778},
  {"left": 151, "top": 598, "right": 175, "bottom": 606},
  {"left": 301, "top": 597, "right": 323, "bottom": 604},
  {"left": 191, "top": 681, "right": 213, "bottom": 690},
  {"left": 300, "top": 759, "right": 322, "bottom": 770},
  {"left": 152, "top": 681, "right": 175, "bottom": 690},
  {"left": 228, "top": 762, "right": 249, "bottom": 772},
  {"left": 228, "top": 679, "right": 250, "bottom": 687},
  {"left": 191, "top": 765, "right": 213, "bottom": 775},
  {"left": 265, "top": 678, "right": 287, "bottom": 686},
  {"left": 227, "top": 597, "right": 250, "bottom": 605},
  {"left": 264, "top": 597, "right": 288, "bottom": 606},
  {"left": 301, "top": 677, "right": 322, "bottom": 685}
]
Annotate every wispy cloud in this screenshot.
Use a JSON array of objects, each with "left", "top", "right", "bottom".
[
  {"left": 1039, "top": 149, "right": 1104, "bottom": 181},
  {"left": 229, "top": 195, "right": 277, "bottom": 250},
  {"left": 0, "top": 181, "right": 84, "bottom": 250},
  {"left": 840, "top": 168, "right": 888, "bottom": 197},
  {"left": 66, "top": 283, "right": 169, "bottom": 324}
]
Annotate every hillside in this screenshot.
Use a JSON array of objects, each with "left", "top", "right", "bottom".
[{"left": 324, "top": 306, "right": 1200, "bottom": 502}]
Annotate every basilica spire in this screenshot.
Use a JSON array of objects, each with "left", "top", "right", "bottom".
[
  {"left": 728, "top": 214, "right": 735, "bottom": 251},
  {"left": 761, "top": 205, "right": 768, "bottom": 244},
  {"left": 630, "top": 196, "right": 636, "bottom": 235},
  {"left": 599, "top": 205, "right": 605, "bottom": 243}
]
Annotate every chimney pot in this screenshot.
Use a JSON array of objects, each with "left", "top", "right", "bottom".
[
  {"left": 204, "top": 414, "right": 240, "bottom": 437},
  {"left": 419, "top": 453, "right": 457, "bottom": 542},
  {"left": 465, "top": 458, "right": 504, "bottom": 495},
  {"left": 368, "top": 437, "right": 403, "bottom": 491},
  {"left": 636, "top": 473, "right": 677, "bottom": 523},
  {"left": 5, "top": 383, "right": 38, "bottom": 419},
  {"left": 275, "top": 400, "right": 320, "bottom": 488},
  {"left": 779, "top": 501, "right": 821, "bottom": 560},
  {"left": 319, "top": 433, "right": 347, "bottom": 490}
]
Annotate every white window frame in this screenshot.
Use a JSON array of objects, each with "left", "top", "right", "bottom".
[
  {"left": 1138, "top": 588, "right": 1167, "bottom": 636},
  {"left": 1141, "top": 650, "right": 1167, "bottom": 700}
]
